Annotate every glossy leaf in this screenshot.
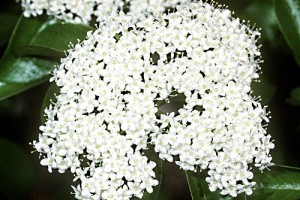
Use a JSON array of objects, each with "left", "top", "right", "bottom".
[
  {"left": 0, "top": 16, "right": 57, "bottom": 100},
  {"left": 186, "top": 165, "right": 300, "bottom": 200},
  {"left": 250, "top": 165, "right": 300, "bottom": 200},
  {"left": 0, "top": 15, "right": 93, "bottom": 100},
  {"left": 274, "top": 0, "right": 300, "bottom": 65},
  {"left": 185, "top": 171, "right": 205, "bottom": 200},
  {"left": 185, "top": 170, "right": 233, "bottom": 200},
  {"left": 0, "top": 138, "right": 34, "bottom": 198},
  {"left": 15, "top": 45, "right": 64, "bottom": 58},
  {"left": 16, "top": 20, "right": 93, "bottom": 57},
  {"left": 0, "top": 57, "right": 57, "bottom": 100},
  {"left": 0, "top": 13, "right": 18, "bottom": 48}
]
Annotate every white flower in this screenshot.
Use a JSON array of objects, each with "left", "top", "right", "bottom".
[
  {"left": 19, "top": 0, "right": 189, "bottom": 24},
  {"left": 33, "top": 1, "right": 274, "bottom": 199}
]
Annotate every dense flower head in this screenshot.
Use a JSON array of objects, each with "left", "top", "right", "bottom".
[
  {"left": 33, "top": 1, "right": 274, "bottom": 199},
  {"left": 20, "top": 0, "right": 188, "bottom": 24}
]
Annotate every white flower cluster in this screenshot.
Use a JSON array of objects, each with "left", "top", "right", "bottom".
[
  {"left": 20, "top": 0, "right": 188, "bottom": 24},
  {"left": 33, "top": 1, "right": 274, "bottom": 199}
]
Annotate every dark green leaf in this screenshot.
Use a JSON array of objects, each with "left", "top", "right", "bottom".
[
  {"left": 185, "top": 170, "right": 233, "bottom": 200},
  {"left": 15, "top": 20, "right": 93, "bottom": 57},
  {"left": 0, "top": 138, "right": 34, "bottom": 198},
  {"left": 0, "top": 13, "right": 18, "bottom": 48},
  {"left": 274, "top": 0, "right": 300, "bottom": 65},
  {"left": 186, "top": 170, "right": 205, "bottom": 200},
  {"left": 30, "top": 21, "right": 93, "bottom": 51},
  {"left": 0, "top": 16, "right": 58, "bottom": 100},
  {"left": 16, "top": 45, "right": 64, "bottom": 58},
  {"left": 287, "top": 86, "right": 300, "bottom": 106},
  {"left": 250, "top": 165, "right": 300, "bottom": 200},
  {"left": 186, "top": 165, "right": 300, "bottom": 200},
  {"left": 0, "top": 16, "right": 43, "bottom": 61},
  {"left": 0, "top": 56, "right": 57, "bottom": 100},
  {"left": 0, "top": 15, "right": 93, "bottom": 100}
]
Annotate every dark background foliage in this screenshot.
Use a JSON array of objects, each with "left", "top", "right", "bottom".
[{"left": 0, "top": 0, "right": 300, "bottom": 199}]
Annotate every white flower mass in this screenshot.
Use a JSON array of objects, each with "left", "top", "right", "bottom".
[
  {"left": 33, "top": 1, "right": 274, "bottom": 199},
  {"left": 20, "top": 0, "right": 189, "bottom": 24}
]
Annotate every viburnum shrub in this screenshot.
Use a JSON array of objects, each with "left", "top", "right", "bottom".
[{"left": 30, "top": 1, "right": 275, "bottom": 199}]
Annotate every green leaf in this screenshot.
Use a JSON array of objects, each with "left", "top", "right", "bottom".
[
  {"left": 0, "top": 138, "right": 34, "bottom": 198},
  {"left": 185, "top": 164, "right": 300, "bottom": 200},
  {"left": 15, "top": 20, "right": 93, "bottom": 57},
  {"left": 0, "top": 15, "right": 93, "bottom": 100},
  {"left": 15, "top": 45, "right": 64, "bottom": 58},
  {"left": 250, "top": 165, "right": 300, "bottom": 200},
  {"left": 0, "top": 13, "right": 18, "bottom": 48},
  {"left": 274, "top": 0, "right": 300, "bottom": 65},
  {"left": 0, "top": 56, "right": 57, "bottom": 101},
  {"left": 132, "top": 145, "right": 162, "bottom": 200},
  {"left": 287, "top": 86, "right": 300, "bottom": 106},
  {"left": 185, "top": 170, "right": 233, "bottom": 200},
  {"left": 0, "top": 16, "right": 57, "bottom": 100},
  {"left": 186, "top": 170, "right": 205, "bottom": 200},
  {"left": 186, "top": 165, "right": 300, "bottom": 200}
]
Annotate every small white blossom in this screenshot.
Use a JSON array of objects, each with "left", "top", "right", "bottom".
[
  {"left": 19, "top": 0, "right": 189, "bottom": 24},
  {"left": 33, "top": 1, "right": 274, "bottom": 199}
]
